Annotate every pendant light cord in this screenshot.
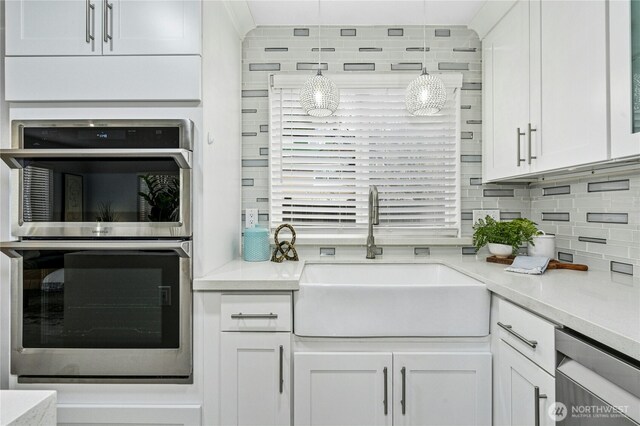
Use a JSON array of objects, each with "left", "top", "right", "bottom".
[
  {"left": 318, "top": 0, "right": 321, "bottom": 71},
  {"left": 423, "top": 0, "right": 427, "bottom": 72}
]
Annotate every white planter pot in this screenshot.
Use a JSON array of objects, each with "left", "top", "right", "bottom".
[
  {"left": 488, "top": 243, "right": 513, "bottom": 258},
  {"left": 528, "top": 232, "right": 556, "bottom": 259}
]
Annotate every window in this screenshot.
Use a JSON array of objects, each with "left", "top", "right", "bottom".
[{"left": 269, "top": 74, "right": 462, "bottom": 238}]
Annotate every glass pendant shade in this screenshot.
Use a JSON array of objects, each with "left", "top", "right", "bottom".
[
  {"left": 405, "top": 69, "right": 447, "bottom": 116},
  {"left": 300, "top": 70, "right": 340, "bottom": 117}
]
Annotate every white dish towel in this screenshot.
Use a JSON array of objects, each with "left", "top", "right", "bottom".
[{"left": 504, "top": 256, "right": 551, "bottom": 275}]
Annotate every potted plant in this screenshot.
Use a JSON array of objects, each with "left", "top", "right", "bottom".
[
  {"left": 95, "top": 201, "right": 119, "bottom": 222},
  {"left": 473, "top": 216, "right": 539, "bottom": 258}
]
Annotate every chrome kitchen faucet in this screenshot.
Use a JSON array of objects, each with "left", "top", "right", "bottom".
[{"left": 366, "top": 185, "right": 379, "bottom": 259}]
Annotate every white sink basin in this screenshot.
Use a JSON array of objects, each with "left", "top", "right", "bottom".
[{"left": 294, "top": 263, "right": 490, "bottom": 337}]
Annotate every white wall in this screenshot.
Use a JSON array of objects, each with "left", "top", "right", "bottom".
[{"left": 196, "top": 0, "right": 243, "bottom": 277}]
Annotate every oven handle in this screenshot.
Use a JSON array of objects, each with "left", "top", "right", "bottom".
[
  {"left": 0, "top": 149, "right": 192, "bottom": 169},
  {"left": 0, "top": 240, "right": 192, "bottom": 258}
]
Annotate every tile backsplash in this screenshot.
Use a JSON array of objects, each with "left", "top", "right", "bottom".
[
  {"left": 241, "top": 25, "right": 638, "bottom": 275},
  {"left": 242, "top": 25, "right": 530, "bottom": 237},
  {"left": 530, "top": 173, "right": 639, "bottom": 276}
]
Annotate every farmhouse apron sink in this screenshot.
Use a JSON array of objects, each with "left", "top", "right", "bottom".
[{"left": 294, "top": 263, "right": 490, "bottom": 337}]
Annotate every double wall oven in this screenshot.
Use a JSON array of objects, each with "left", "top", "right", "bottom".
[{"left": 0, "top": 119, "right": 194, "bottom": 383}]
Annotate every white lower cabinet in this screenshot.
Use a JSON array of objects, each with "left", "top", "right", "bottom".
[
  {"left": 394, "top": 353, "right": 492, "bottom": 426},
  {"left": 294, "top": 352, "right": 491, "bottom": 426},
  {"left": 498, "top": 340, "right": 555, "bottom": 426},
  {"left": 221, "top": 333, "right": 291, "bottom": 426},
  {"left": 294, "top": 352, "right": 392, "bottom": 426}
]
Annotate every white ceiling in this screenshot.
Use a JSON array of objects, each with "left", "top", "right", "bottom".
[{"left": 246, "top": 0, "right": 487, "bottom": 26}]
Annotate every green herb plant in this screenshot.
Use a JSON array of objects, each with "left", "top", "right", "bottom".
[
  {"left": 138, "top": 174, "right": 180, "bottom": 222},
  {"left": 473, "top": 216, "right": 539, "bottom": 254}
]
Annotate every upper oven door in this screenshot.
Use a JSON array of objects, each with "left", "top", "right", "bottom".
[
  {"left": 1, "top": 240, "right": 192, "bottom": 379},
  {"left": 0, "top": 120, "right": 193, "bottom": 238}
]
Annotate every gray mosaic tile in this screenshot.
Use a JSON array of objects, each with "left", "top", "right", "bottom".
[
  {"left": 344, "top": 63, "right": 375, "bottom": 71},
  {"left": 438, "top": 62, "right": 469, "bottom": 70},
  {"left": 249, "top": 63, "right": 281, "bottom": 71},
  {"left": 435, "top": 29, "right": 451, "bottom": 37},
  {"left": 341, "top": 29, "right": 356, "bottom": 36},
  {"left": 557, "top": 252, "right": 574, "bottom": 263},
  {"left": 578, "top": 236, "right": 607, "bottom": 244},
  {"left": 483, "top": 189, "right": 514, "bottom": 197},
  {"left": 414, "top": 247, "right": 430, "bottom": 256},
  {"left": 391, "top": 62, "right": 422, "bottom": 71},
  {"left": 297, "top": 62, "right": 329, "bottom": 71},
  {"left": 242, "top": 159, "right": 269, "bottom": 167},
  {"left": 542, "top": 212, "right": 570, "bottom": 222},
  {"left": 587, "top": 180, "right": 630, "bottom": 193},
  {"left": 359, "top": 47, "right": 383, "bottom": 52},
  {"left": 461, "top": 155, "right": 482, "bottom": 163},
  {"left": 388, "top": 28, "right": 404, "bottom": 36},
  {"left": 294, "top": 28, "right": 309, "bottom": 36},
  {"left": 543, "top": 185, "right": 571, "bottom": 196},
  {"left": 611, "top": 261, "right": 633, "bottom": 275},
  {"left": 586, "top": 213, "right": 628, "bottom": 224},
  {"left": 242, "top": 90, "right": 268, "bottom": 98}
]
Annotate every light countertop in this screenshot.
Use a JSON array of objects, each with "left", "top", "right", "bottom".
[
  {"left": 0, "top": 390, "right": 56, "bottom": 426},
  {"left": 194, "top": 255, "right": 640, "bottom": 360}
]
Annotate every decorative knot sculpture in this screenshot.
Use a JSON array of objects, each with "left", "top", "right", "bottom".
[{"left": 271, "top": 223, "right": 299, "bottom": 263}]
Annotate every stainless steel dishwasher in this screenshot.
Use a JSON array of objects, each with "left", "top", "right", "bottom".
[{"left": 556, "top": 328, "right": 640, "bottom": 425}]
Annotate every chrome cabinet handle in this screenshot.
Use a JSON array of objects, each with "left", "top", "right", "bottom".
[
  {"left": 279, "top": 345, "right": 284, "bottom": 394},
  {"left": 534, "top": 386, "right": 547, "bottom": 426},
  {"left": 528, "top": 123, "right": 537, "bottom": 164},
  {"left": 401, "top": 366, "right": 406, "bottom": 415},
  {"left": 517, "top": 127, "right": 525, "bottom": 166},
  {"left": 86, "top": 0, "right": 95, "bottom": 43},
  {"left": 497, "top": 322, "right": 538, "bottom": 348},
  {"left": 383, "top": 367, "right": 388, "bottom": 415},
  {"left": 103, "top": 1, "right": 113, "bottom": 43},
  {"left": 230, "top": 313, "right": 278, "bottom": 319}
]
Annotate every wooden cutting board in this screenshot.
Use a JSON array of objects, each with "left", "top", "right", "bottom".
[{"left": 486, "top": 255, "right": 588, "bottom": 271}]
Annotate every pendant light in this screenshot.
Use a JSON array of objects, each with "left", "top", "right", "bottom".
[
  {"left": 300, "top": 0, "right": 340, "bottom": 117},
  {"left": 405, "top": 0, "right": 446, "bottom": 116}
]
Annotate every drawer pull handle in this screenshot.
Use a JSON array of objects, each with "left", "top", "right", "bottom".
[
  {"left": 517, "top": 127, "right": 525, "bottom": 166},
  {"left": 401, "top": 366, "right": 406, "bottom": 415},
  {"left": 231, "top": 313, "right": 278, "bottom": 319},
  {"left": 279, "top": 345, "right": 284, "bottom": 394},
  {"left": 383, "top": 367, "right": 388, "bottom": 415},
  {"left": 534, "top": 386, "right": 547, "bottom": 426},
  {"left": 497, "top": 322, "right": 538, "bottom": 348}
]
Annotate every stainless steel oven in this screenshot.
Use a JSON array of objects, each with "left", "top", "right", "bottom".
[
  {"left": 0, "top": 240, "right": 192, "bottom": 383},
  {"left": 0, "top": 119, "right": 193, "bottom": 238}
]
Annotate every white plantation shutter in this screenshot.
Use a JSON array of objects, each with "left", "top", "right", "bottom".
[{"left": 269, "top": 74, "right": 462, "bottom": 237}]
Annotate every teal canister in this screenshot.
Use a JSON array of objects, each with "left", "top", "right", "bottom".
[{"left": 243, "top": 226, "right": 271, "bottom": 262}]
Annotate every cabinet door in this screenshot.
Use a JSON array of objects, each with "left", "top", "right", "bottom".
[
  {"left": 529, "top": 0, "right": 608, "bottom": 171},
  {"left": 482, "top": 0, "right": 531, "bottom": 182},
  {"left": 393, "top": 352, "right": 492, "bottom": 426},
  {"left": 498, "top": 341, "right": 555, "bottom": 426},
  {"left": 104, "top": 0, "right": 201, "bottom": 55},
  {"left": 221, "top": 333, "right": 291, "bottom": 426},
  {"left": 294, "top": 352, "right": 392, "bottom": 426},
  {"left": 610, "top": 0, "right": 640, "bottom": 158},
  {"left": 6, "top": 0, "right": 102, "bottom": 56}
]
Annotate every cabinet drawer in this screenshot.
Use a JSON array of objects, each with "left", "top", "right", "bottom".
[
  {"left": 497, "top": 298, "right": 557, "bottom": 375},
  {"left": 221, "top": 294, "right": 291, "bottom": 332}
]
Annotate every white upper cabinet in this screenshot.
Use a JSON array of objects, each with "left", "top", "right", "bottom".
[
  {"left": 479, "top": 0, "right": 610, "bottom": 181},
  {"left": 104, "top": 0, "right": 201, "bottom": 55},
  {"left": 482, "top": 0, "right": 531, "bottom": 181},
  {"left": 6, "top": 0, "right": 201, "bottom": 56},
  {"left": 6, "top": 0, "right": 103, "bottom": 56},
  {"left": 610, "top": 0, "right": 640, "bottom": 158},
  {"left": 530, "top": 0, "right": 609, "bottom": 171}
]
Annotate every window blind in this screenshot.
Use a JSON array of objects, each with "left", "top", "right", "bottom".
[{"left": 269, "top": 75, "right": 461, "bottom": 237}]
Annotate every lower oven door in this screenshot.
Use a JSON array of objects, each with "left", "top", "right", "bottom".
[{"left": 1, "top": 240, "right": 192, "bottom": 381}]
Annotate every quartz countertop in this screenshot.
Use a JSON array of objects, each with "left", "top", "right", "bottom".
[
  {"left": 0, "top": 390, "right": 56, "bottom": 426},
  {"left": 194, "top": 254, "right": 640, "bottom": 360}
]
